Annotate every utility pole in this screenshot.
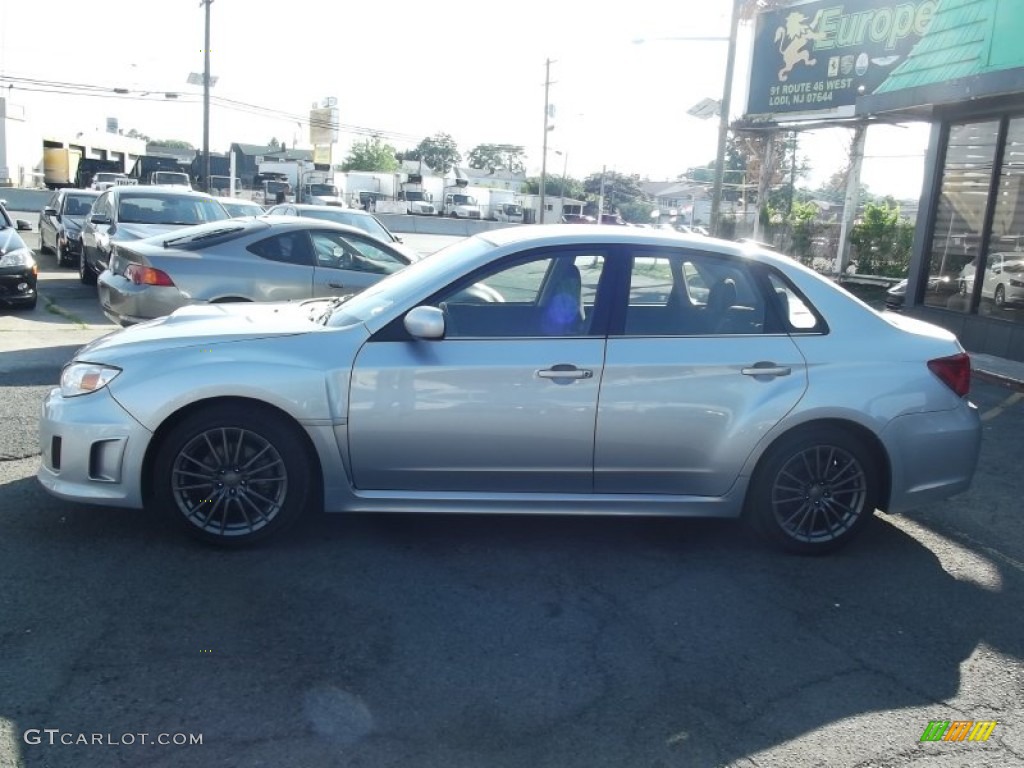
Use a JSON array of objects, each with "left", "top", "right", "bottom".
[
  {"left": 710, "top": 0, "right": 741, "bottom": 237},
  {"left": 201, "top": 0, "right": 213, "bottom": 193},
  {"left": 539, "top": 58, "right": 554, "bottom": 224},
  {"left": 836, "top": 123, "right": 867, "bottom": 277}
]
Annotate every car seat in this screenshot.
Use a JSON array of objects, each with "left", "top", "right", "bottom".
[{"left": 539, "top": 263, "right": 585, "bottom": 335}]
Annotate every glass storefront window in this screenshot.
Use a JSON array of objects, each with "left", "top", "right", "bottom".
[
  {"left": 924, "top": 121, "right": 999, "bottom": 310},
  {"left": 977, "top": 117, "right": 1024, "bottom": 322}
]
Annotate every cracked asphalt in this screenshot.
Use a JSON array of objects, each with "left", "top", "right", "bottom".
[{"left": 1, "top": 225, "right": 1022, "bottom": 767}]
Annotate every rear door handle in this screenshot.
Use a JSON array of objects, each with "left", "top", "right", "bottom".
[
  {"left": 741, "top": 362, "right": 791, "bottom": 377},
  {"left": 538, "top": 364, "right": 593, "bottom": 380}
]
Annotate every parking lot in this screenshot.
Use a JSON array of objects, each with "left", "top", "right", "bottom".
[{"left": 1, "top": 223, "right": 1023, "bottom": 767}]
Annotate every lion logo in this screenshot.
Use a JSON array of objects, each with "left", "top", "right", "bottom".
[{"left": 774, "top": 10, "right": 826, "bottom": 82}]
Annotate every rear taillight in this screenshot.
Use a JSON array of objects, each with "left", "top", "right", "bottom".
[
  {"left": 124, "top": 264, "right": 174, "bottom": 287},
  {"left": 928, "top": 352, "right": 971, "bottom": 397}
]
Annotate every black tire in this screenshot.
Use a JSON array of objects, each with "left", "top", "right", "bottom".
[
  {"left": 56, "top": 241, "right": 70, "bottom": 268},
  {"left": 79, "top": 250, "right": 97, "bottom": 285},
  {"left": 995, "top": 284, "right": 1006, "bottom": 308},
  {"left": 38, "top": 225, "right": 50, "bottom": 254},
  {"left": 745, "top": 427, "right": 878, "bottom": 555},
  {"left": 152, "top": 404, "right": 314, "bottom": 546}
]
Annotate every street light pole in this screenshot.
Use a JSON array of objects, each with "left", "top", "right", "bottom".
[
  {"left": 710, "top": 0, "right": 741, "bottom": 237},
  {"left": 201, "top": 0, "right": 213, "bottom": 193}
]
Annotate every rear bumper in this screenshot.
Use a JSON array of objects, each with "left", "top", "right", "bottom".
[
  {"left": 881, "top": 402, "right": 981, "bottom": 513},
  {"left": 98, "top": 270, "right": 186, "bottom": 326}
]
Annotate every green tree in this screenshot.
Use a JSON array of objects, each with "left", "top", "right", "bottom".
[
  {"left": 149, "top": 139, "right": 194, "bottom": 150},
  {"left": 583, "top": 171, "right": 646, "bottom": 209},
  {"left": 467, "top": 144, "right": 526, "bottom": 174},
  {"left": 267, "top": 137, "right": 281, "bottom": 150},
  {"left": 523, "top": 175, "right": 585, "bottom": 200},
  {"left": 849, "top": 201, "right": 914, "bottom": 276},
  {"left": 788, "top": 200, "right": 819, "bottom": 260},
  {"left": 341, "top": 137, "right": 400, "bottom": 172},
  {"left": 126, "top": 128, "right": 150, "bottom": 142},
  {"left": 618, "top": 200, "right": 657, "bottom": 224},
  {"left": 416, "top": 133, "right": 461, "bottom": 174}
]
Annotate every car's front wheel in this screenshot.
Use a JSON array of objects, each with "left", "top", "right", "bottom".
[
  {"left": 79, "top": 250, "right": 97, "bottom": 285},
  {"left": 995, "top": 284, "right": 1006, "bottom": 308},
  {"left": 152, "top": 403, "right": 314, "bottom": 546},
  {"left": 745, "top": 427, "right": 878, "bottom": 554}
]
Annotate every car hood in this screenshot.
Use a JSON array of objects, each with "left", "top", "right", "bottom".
[
  {"left": 63, "top": 217, "right": 86, "bottom": 232},
  {"left": 74, "top": 301, "right": 326, "bottom": 362},
  {"left": 0, "top": 228, "right": 28, "bottom": 254},
  {"left": 113, "top": 222, "right": 192, "bottom": 241}
]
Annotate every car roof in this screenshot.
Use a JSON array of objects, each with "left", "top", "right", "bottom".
[
  {"left": 216, "top": 196, "right": 261, "bottom": 205},
  {"left": 63, "top": 189, "right": 101, "bottom": 197},
  {"left": 109, "top": 185, "right": 215, "bottom": 198},
  {"left": 289, "top": 204, "right": 368, "bottom": 216},
  {"left": 255, "top": 214, "right": 378, "bottom": 236},
  {"left": 476, "top": 224, "right": 778, "bottom": 263}
]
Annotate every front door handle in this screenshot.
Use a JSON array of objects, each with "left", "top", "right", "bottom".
[
  {"left": 538, "top": 364, "right": 593, "bottom": 380},
  {"left": 741, "top": 362, "right": 792, "bottom": 377},
  {"left": 328, "top": 282, "right": 346, "bottom": 289}
]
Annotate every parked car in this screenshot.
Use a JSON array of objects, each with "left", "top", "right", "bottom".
[
  {"left": 886, "top": 274, "right": 955, "bottom": 310},
  {"left": 90, "top": 172, "right": 134, "bottom": 192},
  {"left": 79, "top": 186, "right": 229, "bottom": 286},
  {"left": 97, "top": 216, "right": 414, "bottom": 326},
  {"left": 958, "top": 253, "right": 1024, "bottom": 308},
  {"left": 38, "top": 189, "right": 100, "bottom": 267},
  {"left": 0, "top": 202, "right": 37, "bottom": 309},
  {"left": 41, "top": 226, "right": 980, "bottom": 553},
  {"left": 264, "top": 203, "right": 421, "bottom": 262},
  {"left": 216, "top": 197, "right": 264, "bottom": 218}
]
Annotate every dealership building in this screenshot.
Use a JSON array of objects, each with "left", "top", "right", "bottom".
[{"left": 746, "top": 0, "right": 1024, "bottom": 361}]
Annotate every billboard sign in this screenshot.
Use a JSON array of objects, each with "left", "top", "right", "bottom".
[
  {"left": 744, "top": 0, "right": 938, "bottom": 119},
  {"left": 309, "top": 106, "right": 339, "bottom": 145}
]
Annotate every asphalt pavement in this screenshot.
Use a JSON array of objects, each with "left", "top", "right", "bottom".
[{"left": 0, "top": 223, "right": 1022, "bottom": 768}]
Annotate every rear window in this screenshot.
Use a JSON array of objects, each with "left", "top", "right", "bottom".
[{"left": 117, "top": 194, "right": 228, "bottom": 225}]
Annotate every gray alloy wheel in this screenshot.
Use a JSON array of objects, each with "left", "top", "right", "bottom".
[
  {"left": 747, "top": 428, "right": 877, "bottom": 554},
  {"left": 154, "top": 404, "right": 313, "bottom": 545}
]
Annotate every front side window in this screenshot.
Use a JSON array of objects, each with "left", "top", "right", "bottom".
[
  {"left": 433, "top": 251, "right": 606, "bottom": 338},
  {"left": 309, "top": 231, "right": 406, "bottom": 274}
]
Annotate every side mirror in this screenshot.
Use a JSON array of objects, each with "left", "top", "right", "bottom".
[
  {"left": 43, "top": 207, "right": 59, "bottom": 217},
  {"left": 90, "top": 213, "right": 111, "bottom": 225},
  {"left": 16, "top": 219, "right": 33, "bottom": 231},
  {"left": 403, "top": 305, "right": 445, "bottom": 339},
  {"left": 394, "top": 235, "right": 404, "bottom": 243}
]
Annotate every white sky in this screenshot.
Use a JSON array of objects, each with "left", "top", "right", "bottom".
[{"left": 0, "top": 0, "right": 927, "bottom": 198}]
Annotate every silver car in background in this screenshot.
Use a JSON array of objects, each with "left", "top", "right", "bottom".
[
  {"left": 97, "top": 216, "right": 412, "bottom": 326},
  {"left": 264, "top": 203, "right": 421, "bottom": 262},
  {"left": 40, "top": 226, "right": 981, "bottom": 554}
]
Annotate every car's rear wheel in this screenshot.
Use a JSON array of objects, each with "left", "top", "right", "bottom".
[
  {"left": 995, "top": 284, "right": 1006, "bottom": 308},
  {"left": 56, "top": 241, "right": 70, "bottom": 267},
  {"left": 152, "top": 404, "right": 314, "bottom": 546},
  {"left": 746, "top": 427, "right": 878, "bottom": 554}
]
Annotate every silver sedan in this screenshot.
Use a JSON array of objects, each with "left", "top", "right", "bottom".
[
  {"left": 40, "top": 226, "right": 981, "bottom": 554},
  {"left": 97, "top": 216, "right": 412, "bottom": 326}
]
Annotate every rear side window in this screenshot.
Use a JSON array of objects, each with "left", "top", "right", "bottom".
[
  {"left": 766, "top": 271, "right": 824, "bottom": 332},
  {"left": 247, "top": 232, "right": 314, "bottom": 267}
]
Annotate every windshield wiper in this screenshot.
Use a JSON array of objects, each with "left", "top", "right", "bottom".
[{"left": 311, "top": 295, "right": 353, "bottom": 325}]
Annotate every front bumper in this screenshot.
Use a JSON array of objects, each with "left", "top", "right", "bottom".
[
  {"left": 0, "top": 267, "right": 37, "bottom": 305},
  {"left": 37, "top": 386, "right": 153, "bottom": 508}
]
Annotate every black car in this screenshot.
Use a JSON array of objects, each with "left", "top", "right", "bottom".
[
  {"left": 79, "top": 186, "right": 229, "bottom": 286},
  {"left": 39, "top": 188, "right": 100, "bottom": 268},
  {"left": 0, "top": 201, "right": 38, "bottom": 310}
]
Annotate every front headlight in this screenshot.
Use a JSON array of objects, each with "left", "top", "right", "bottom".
[
  {"left": 66, "top": 228, "right": 82, "bottom": 242},
  {"left": 60, "top": 363, "right": 122, "bottom": 397},
  {"left": 0, "top": 247, "right": 34, "bottom": 268}
]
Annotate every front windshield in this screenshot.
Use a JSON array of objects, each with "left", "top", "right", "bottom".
[
  {"left": 326, "top": 236, "right": 489, "bottom": 328},
  {"left": 404, "top": 191, "right": 425, "bottom": 201},
  {"left": 308, "top": 184, "right": 338, "bottom": 196},
  {"left": 301, "top": 208, "right": 391, "bottom": 240},
  {"left": 95, "top": 173, "right": 121, "bottom": 182},
  {"left": 266, "top": 181, "right": 289, "bottom": 193},
  {"left": 118, "top": 194, "right": 229, "bottom": 225},
  {"left": 65, "top": 195, "right": 97, "bottom": 216},
  {"left": 154, "top": 173, "right": 190, "bottom": 185},
  {"left": 452, "top": 195, "right": 476, "bottom": 205}
]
